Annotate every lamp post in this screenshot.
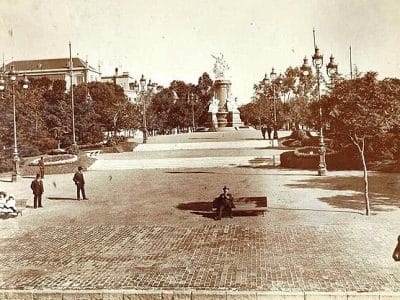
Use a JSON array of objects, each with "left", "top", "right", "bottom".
[
  {"left": 187, "top": 92, "right": 197, "bottom": 131},
  {"left": 270, "top": 68, "right": 279, "bottom": 140},
  {"left": 326, "top": 54, "right": 338, "bottom": 83},
  {"left": 69, "top": 42, "right": 77, "bottom": 149},
  {"left": 300, "top": 57, "right": 311, "bottom": 96},
  {"left": 312, "top": 46, "right": 327, "bottom": 176},
  {"left": 0, "top": 65, "right": 29, "bottom": 182},
  {"left": 134, "top": 74, "right": 154, "bottom": 144}
]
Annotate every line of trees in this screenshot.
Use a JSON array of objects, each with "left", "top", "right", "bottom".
[{"left": 0, "top": 72, "right": 215, "bottom": 166}]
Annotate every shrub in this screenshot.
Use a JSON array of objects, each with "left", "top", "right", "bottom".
[
  {"left": 290, "top": 129, "right": 310, "bottom": 141},
  {"left": 280, "top": 144, "right": 362, "bottom": 170}
]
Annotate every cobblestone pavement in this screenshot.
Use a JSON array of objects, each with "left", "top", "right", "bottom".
[{"left": 0, "top": 222, "right": 399, "bottom": 291}]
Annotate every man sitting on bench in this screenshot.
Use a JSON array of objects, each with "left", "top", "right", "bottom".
[{"left": 213, "top": 186, "right": 235, "bottom": 220}]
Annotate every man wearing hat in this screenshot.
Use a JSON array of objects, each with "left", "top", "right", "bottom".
[
  {"left": 73, "top": 166, "right": 88, "bottom": 200},
  {"left": 213, "top": 186, "right": 235, "bottom": 220},
  {"left": 31, "top": 173, "right": 44, "bottom": 208}
]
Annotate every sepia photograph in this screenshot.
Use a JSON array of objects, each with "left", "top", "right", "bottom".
[{"left": 0, "top": 0, "right": 399, "bottom": 299}]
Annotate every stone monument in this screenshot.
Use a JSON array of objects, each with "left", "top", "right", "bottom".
[{"left": 207, "top": 53, "right": 243, "bottom": 130}]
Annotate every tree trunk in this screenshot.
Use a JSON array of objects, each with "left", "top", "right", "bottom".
[{"left": 352, "top": 136, "right": 371, "bottom": 216}]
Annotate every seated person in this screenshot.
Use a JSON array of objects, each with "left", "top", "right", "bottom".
[
  {"left": 0, "top": 191, "right": 7, "bottom": 208},
  {"left": 213, "top": 186, "right": 235, "bottom": 220},
  {"left": 0, "top": 192, "right": 17, "bottom": 213}
]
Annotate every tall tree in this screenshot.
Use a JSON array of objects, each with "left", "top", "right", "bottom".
[{"left": 324, "top": 72, "right": 400, "bottom": 215}]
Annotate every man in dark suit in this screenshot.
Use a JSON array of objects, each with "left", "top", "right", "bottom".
[
  {"left": 73, "top": 166, "right": 88, "bottom": 200},
  {"left": 261, "top": 124, "right": 267, "bottom": 140},
  {"left": 213, "top": 186, "right": 235, "bottom": 220},
  {"left": 31, "top": 173, "right": 44, "bottom": 208}
]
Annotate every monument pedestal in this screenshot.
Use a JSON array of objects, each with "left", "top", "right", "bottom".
[
  {"left": 227, "top": 111, "right": 244, "bottom": 127},
  {"left": 216, "top": 111, "right": 228, "bottom": 128},
  {"left": 206, "top": 113, "right": 218, "bottom": 131}
]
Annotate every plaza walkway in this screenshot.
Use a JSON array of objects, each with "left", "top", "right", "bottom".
[{"left": 0, "top": 129, "right": 399, "bottom": 299}]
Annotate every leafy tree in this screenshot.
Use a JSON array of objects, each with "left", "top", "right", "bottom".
[
  {"left": 194, "top": 72, "right": 214, "bottom": 126},
  {"left": 324, "top": 72, "right": 400, "bottom": 215}
]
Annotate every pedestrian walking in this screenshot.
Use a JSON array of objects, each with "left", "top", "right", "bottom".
[
  {"left": 261, "top": 124, "right": 267, "bottom": 140},
  {"left": 38, "top": 157, "right": 45, "bottom": 178},
  {"left": 267, "top": 125, "right": 272, "bottom": 140},
  {"left": 73, "top": 166, "right": 88, "bottom": 200},
  {"left": 31, "top": 173, "right": 44, "bottom": 208}
]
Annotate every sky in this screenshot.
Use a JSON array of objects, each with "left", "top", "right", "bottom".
[{"left": 1, "top": 0, "right": 399, "bottom": 104}]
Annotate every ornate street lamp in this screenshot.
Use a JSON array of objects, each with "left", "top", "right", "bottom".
[
  {"left": 0, "top": 66, "right": 29, "bottom": 181},
  {"left": 187, "top": 92, "right": 197, "bottom": 131},
  {"left": 138, "top": 74, "right": 148, "bottom": 144},
  {"left": 270, "top": 67, "right": 279, "bottom": 140},
  {"left": 312, "top": 46, "right": 327, "bottom": 176},
  {"left": 300, "top": 57, "right": 312, "bottom": 95},
  {"left": 326, "top": 54, "right": 338, "bottom": 80}
]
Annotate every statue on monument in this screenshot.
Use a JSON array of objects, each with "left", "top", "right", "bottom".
[
  {"left": 227, "top": 97, "right": 239, "bottom": 112},
  {"left": 211, "top": 53, "right": 230, "bottom": 80},
  {"left": 208, "top": 97, "right": 219, "bottom": 113}
]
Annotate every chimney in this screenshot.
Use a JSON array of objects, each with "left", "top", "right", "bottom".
[{"left": 115, "top": 67, "right": 118, "bottom": 76}]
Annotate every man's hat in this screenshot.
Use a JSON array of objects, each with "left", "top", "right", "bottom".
[
  {"left": 78, "top": 166, "right": 83, "bottom": 170},
  {"left": 223, "top": 186, "right": 229, "bottom": 191}
]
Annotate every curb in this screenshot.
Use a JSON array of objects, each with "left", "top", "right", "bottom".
[{"left": 0, "top": 290, "right": 400, "bottom": 300}]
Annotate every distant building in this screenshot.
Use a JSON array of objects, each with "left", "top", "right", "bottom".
[
  {"left": 101, "top": 68, "right": 137, "bottom": 101},
  {"left": 3, "top": 57, "right": 101, "bottom": 90}
]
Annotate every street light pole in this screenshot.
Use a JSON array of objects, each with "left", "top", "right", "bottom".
[
  {"left": 312, "top": 46, "right": 327, "bottom": 176},
  {"left": 270, "top": 68, "right": 278, "bottom": 141},
  {"left": 69, "top": 42, "right": 77, "bottom": 149},
  {"left": 139, "top": 74, "right": 147, "bottom": 144},
  {"left": 188, "top": 92, "right": 195, "bottom": 131},
  {"left": 0, "top": 65, "right": 29, "bottom": 182},
  {"left": 11, "top": 82, "right": 19, "bottom": 181}
]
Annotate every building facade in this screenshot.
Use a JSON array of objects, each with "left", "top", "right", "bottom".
[
  {"left": 101, "top": 68, "right": 137, "bottom": 101},
  {"left": 3, "top": 58, "right": 101, "bottom": 89}
]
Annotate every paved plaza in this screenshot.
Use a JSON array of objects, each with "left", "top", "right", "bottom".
[{"left": 0, "top": 130, "right": 399, "bottom": 298}]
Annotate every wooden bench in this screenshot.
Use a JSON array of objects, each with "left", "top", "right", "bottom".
[
  {"left": 213, "top": 196, "right": 268, "bottom": 217},
  {"left": 0, "top": 198, "right": 27, "bottom": 217}
]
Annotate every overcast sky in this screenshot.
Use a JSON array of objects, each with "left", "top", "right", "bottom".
[{"left": 1, "top": 0, "right": 399, "bottom": 104}]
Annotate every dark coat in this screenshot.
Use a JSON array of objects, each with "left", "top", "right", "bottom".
[
  {"left": 73, "top": 171, "right": 85, "bottom": 187},
  {"left": 31, "top": 179, "right": 44, "bottom": 195},
  {"left": 213, "top": 193, "right": 235, "bottom": 209}
]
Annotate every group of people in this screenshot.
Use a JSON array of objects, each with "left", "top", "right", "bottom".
[
  {"left": 0, "top": 191, "right": 18, "bottom": 213},
  {"left": 29, "top": 158, "right": 88, "bottom": 210},
  {"left": 260, "top": 124, "right": 273, "bottom": 140}
]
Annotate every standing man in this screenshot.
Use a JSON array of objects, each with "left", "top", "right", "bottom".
[
  {"left": 261, "top": 124, "right": 267, "bottom": 140},
  {"left": 31, "top": 173, "right": 44, "bottom": 208},
  {"left": 38, "top": 157, "right": 45, "bottom": 179},
  {"left": 267, "top": 124, "right": 273, "bottom": 140},
  {"left": 73, "top": 166, "right": 88, "bottom": 200}
]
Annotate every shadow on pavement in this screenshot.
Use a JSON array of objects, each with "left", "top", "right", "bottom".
[
  {"left": 47, "top": 197, "right": 77, "bottom": 201},
  {"left": 177, "top": 197, "right": 266, "bottom": 219},
  {"left": 268, "top": 206, "right": 364, "bottom": 215},
  {"left": 286, "top": 174, "right": 400, "bottom": 212},
  {"left": 188, "top": 137, "right": 218, "bottom": 140},
  {"left": 165, "top": 171, "right": 215, "bottom": 174},
  {"left": 191, "top": 211, "right": 262, "bottom": 219}
]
